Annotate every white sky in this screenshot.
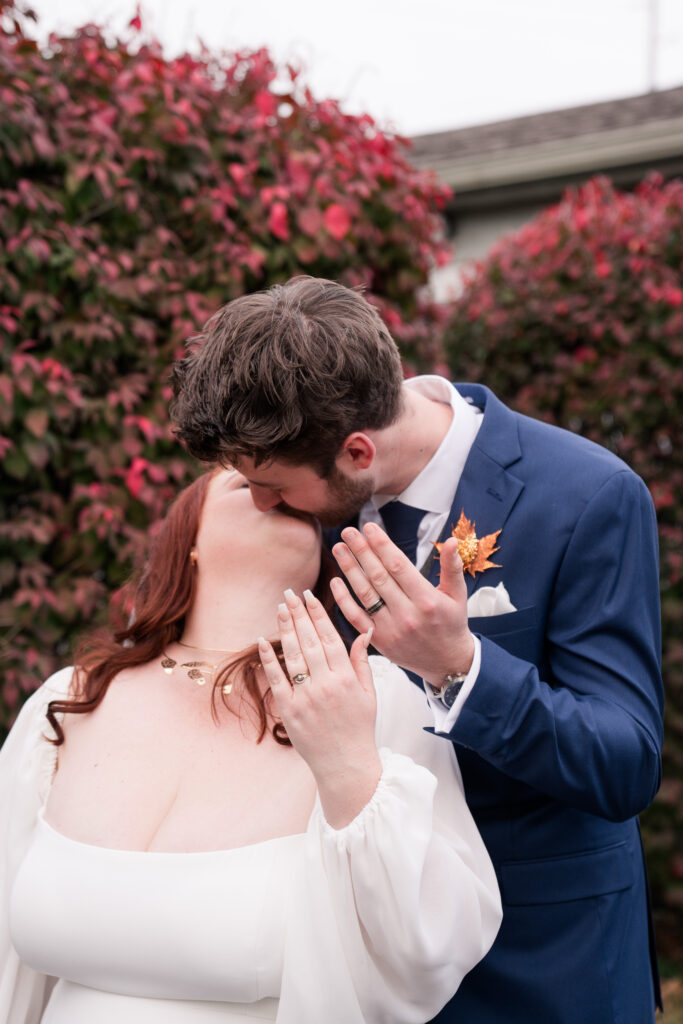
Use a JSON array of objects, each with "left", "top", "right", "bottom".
[{"left": 26, "top": 0, "right": 683, "bottom": 136}]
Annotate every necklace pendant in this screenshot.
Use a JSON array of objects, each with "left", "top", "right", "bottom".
[
  {"left": 187, "top": 668, "right": 207, "bottom": 685},
  {"left": 161, "top": 652, "right": 221, "bottom": 690}
]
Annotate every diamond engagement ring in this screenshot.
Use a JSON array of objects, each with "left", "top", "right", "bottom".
[
  {"left": 291, "top": 673, "right": 309, "bottom": 685},
  {"left": 365, "top": 598, "right": 386, "bottom": 615}
]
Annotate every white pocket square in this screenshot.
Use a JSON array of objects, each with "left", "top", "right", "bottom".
[{"left": 467, "top": 582, "right": 516, "bottom": 617}]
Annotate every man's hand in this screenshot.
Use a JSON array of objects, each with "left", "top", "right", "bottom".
[{"left": 330, "top": 523, "right": 475, "bottom": 685}]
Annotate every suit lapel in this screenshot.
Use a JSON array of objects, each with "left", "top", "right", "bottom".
[{"left": 427, "top": 385, "right": 525, "bottom": 596}]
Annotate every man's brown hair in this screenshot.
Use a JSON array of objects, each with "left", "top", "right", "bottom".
[{"left": 170, "top": 276, "right": 404, "bottom": 475}]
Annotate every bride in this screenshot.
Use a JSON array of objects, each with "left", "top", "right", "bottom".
[{"left": 0, "top": 468, "right": 501, "bottom": 1024}]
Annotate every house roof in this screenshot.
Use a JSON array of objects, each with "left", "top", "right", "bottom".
[{"left": 409, "top": 86, "right": 683, "bottom": 210}]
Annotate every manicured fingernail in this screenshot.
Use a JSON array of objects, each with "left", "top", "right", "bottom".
[
  {"left": 364, "top": 625, "right": 374, "bottom": 648},
  {"left": 257, "top": 636, "right": 269, "bottom": 651},
  {"left": 329, "top": 577, "right": 342, "bottom": 591},
  {"left": 303, "top": 589, "right": 317, "bottom": 605},
  {"left": 341, "top": 527, "right": 359, "bottom": 539},
  {"left": 284, "top": 588, "right": 297, "bottom": 605},
  {"left": 278, "top": 603, "right": 289, "bottom": 619}
]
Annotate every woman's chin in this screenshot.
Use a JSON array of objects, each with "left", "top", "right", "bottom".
[
  {"left": 281, "top": 529, "right": 323, "bottom": 589},
  {"left": 276, "top": 509, "right": 321, "bottom": 549}
]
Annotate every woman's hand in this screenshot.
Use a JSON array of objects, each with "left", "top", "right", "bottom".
[{"left": 258, "top": 588, "right": 382, "bottom": 829}]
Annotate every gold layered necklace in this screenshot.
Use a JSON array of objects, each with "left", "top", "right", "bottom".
[{"left": 161, "top": 639, "right": 242, "bottom": 696}]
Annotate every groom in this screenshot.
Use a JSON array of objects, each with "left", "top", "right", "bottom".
[{"left": 171, "top": 276, "right": 664, "bottom": 1023}]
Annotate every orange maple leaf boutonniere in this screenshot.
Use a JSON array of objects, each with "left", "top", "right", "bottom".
[{"left": 434, "top": 510, "right": 502, "bottom": 578}]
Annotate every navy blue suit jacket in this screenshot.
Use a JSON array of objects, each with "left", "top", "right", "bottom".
[{"left": 334, "top": 384, "right": 664, "bottom": 1023}]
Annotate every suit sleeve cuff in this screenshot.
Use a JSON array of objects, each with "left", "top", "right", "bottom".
[{"left": 423, "top": 635, "right": 481, "bottom": 734}]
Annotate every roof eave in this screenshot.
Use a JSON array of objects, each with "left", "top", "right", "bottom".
[{"left": 413, "top": 116, "right": 683, "bottom": 193}]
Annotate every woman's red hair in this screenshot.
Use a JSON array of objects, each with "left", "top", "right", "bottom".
[{"left": 47, "top": 469, "right": 334, "bottom": 746}]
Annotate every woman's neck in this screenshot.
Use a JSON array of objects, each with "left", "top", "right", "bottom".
[{"left": 179, "top": 570, "right": 305, "bottom": 653}]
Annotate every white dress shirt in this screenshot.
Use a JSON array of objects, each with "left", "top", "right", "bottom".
[{"left": 358, "top": 375, "right": 483, "bottom": 732}]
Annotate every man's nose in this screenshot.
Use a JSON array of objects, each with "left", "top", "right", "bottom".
[{"left": 248, "top": 485, "right": 282, "bottom": 511}]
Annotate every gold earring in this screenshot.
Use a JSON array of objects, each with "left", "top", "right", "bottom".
[{"left": 189, "top": 548, "right": 198, "bottom": 566}]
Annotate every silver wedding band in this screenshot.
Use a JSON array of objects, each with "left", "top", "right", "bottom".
[
  {"left": 291, "top": 672, "right": 309, "bottom": 685},
  {"left": 365, "top": 597, "right": 386, "bottom": 615}
]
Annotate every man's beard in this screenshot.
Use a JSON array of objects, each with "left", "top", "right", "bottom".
[{"left": 281, "top": 466, "right": 375, "bottom": 528}]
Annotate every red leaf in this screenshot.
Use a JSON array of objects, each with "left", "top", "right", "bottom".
[
  {"left": 255, "top": 91, "right": 276, "bottom": 117},
  {"left": 119, "top": 93, "right": 146, "bottom": 117},
  {"left": 25, "top": 409, "right": 49, "bottom": 438},
  {"left": 268, "top": 201, "right": 289, "bottom": 241},
  {"left": 229, "top": 163, "right": 248, "bottom": 185},
  {"left": 298, "top": 206, "right": 323, "bottom": 237},
  {"left": 136, "top": 61, "right": 156, "bottom": 85},
  {"left": 125, "top": 457, "right": 148, "bottom": 499},
  {"left": 324, "top": 203, "right": 351, "bottom": 240}
]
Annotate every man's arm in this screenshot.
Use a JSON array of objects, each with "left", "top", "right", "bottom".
[
  {"left": 331, "top": 471, "right": 663, "bottom": 822},
  {"left": 452, "top": 470, "right": 663, "bottom": 820}
]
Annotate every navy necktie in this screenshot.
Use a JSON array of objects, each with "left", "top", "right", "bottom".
[{"left": 380, "top": 501, "right": 427, "bottom": 564}]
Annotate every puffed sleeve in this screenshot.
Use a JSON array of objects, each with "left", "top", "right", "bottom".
[
  {"left": 0, "top": 667, "right": 72, "bottom": 1024},
  {"left": 277, "top": 657, "right": 501, "bottom": 1024}
]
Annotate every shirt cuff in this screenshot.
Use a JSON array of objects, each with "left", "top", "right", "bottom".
[{"left": 423, "top": 635, "right": 481, "bottom": 734}]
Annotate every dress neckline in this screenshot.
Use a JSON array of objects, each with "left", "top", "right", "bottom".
[{"left": 37, "top": 809, "right": 306, "bottom": 857}]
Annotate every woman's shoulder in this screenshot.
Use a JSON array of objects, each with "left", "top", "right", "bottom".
[
  {"left": 42, "top": 664, "right": 76, "bottom": 699},
  {"left": 8, "top": 666, "right": 75, "bottom": 732},
  {"left": 16, "top": 666, "right": 73, "bottom": 741},
  {"left": 0, "top": 667, "right": 74, "bottom": 789}
]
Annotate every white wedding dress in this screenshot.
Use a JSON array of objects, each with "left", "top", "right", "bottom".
[{"left": 1, "top": 658, "right": 501, "bottom": 1024}]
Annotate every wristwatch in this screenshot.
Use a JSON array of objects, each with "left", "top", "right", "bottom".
[{"left": 428, "top": 671, "right": 467, "bottom": 709}]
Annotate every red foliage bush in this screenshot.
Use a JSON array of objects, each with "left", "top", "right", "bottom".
[
  {"left": 444, "top": 174, "right": 683, "bottom": 948},
  {"left": 0, "top": 0, "right": 451, "bottom": 728}
]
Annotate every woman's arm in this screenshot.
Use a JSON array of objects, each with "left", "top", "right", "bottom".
[
  {"left": 260, "top": 597, "right": 500, "bottom": 1024},
  {"left": 258, "top": 589, "right": 381, "bottom": 828},
  {"left": 0, "top": 671, "right": 72, "bottom": 1024}
]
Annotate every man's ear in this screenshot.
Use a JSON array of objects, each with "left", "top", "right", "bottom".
[{"left": 336, "top": 432, "right": 375, "bottom": 472}]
